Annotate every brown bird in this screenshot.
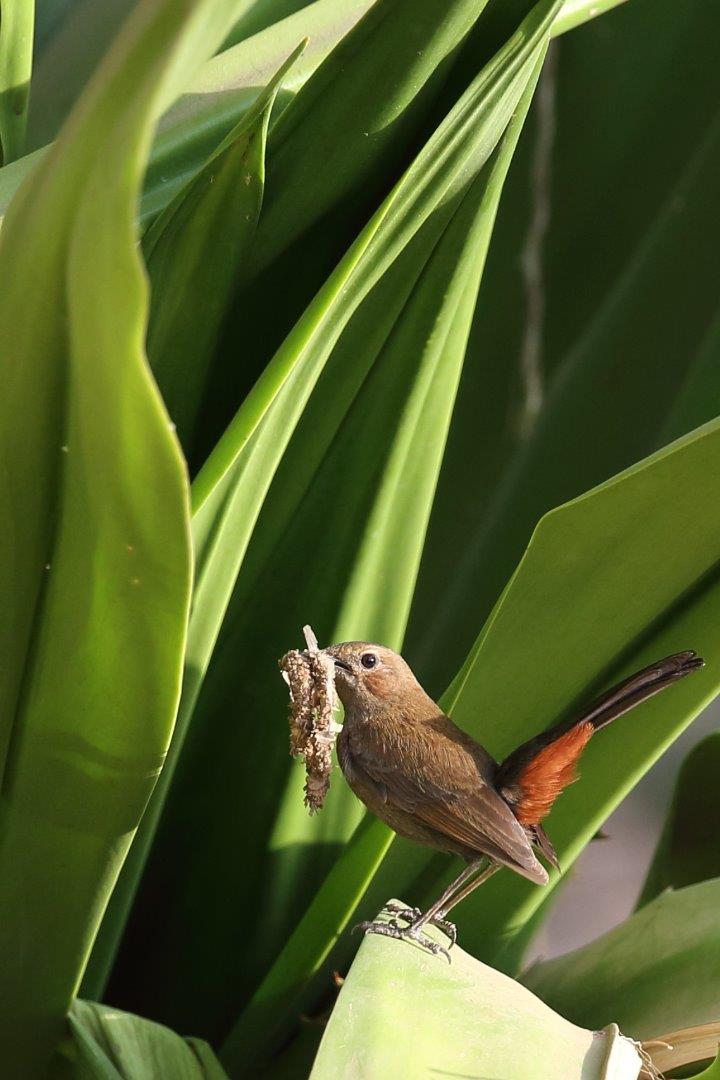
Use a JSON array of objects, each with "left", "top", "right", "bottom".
[{"left": 325, "top": 642, "right": 703, "bottom": 959}]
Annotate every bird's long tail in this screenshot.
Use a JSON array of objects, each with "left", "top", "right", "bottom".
[{"left": 498, "top": 651, "right": 704, "bottom": 832}]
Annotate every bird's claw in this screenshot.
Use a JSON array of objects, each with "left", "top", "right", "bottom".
[
  {"left": 352, "top": 918, "right": 452, "bottom": 962},
  {"left": 382, "top": 903, "right": 457, "bottom": 947},
  {"left": 429, "top": 915, "right": 457, "bottom": 947},
  {"left": 383, "top": 902, "right": 421, "bottom": 921}
]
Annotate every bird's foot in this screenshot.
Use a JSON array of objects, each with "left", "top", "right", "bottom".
[
  {"left": 382, "top": 902, "right": 458, "bottom": 947},
  {"left": 383, "top": 901, "right": 421, "bottom": 921},
  {"left": 352, "top": 918, "right": 452, "bottom": 962},
  {"left": 428, "top": 915, "right": 457, "bottom": 947}
]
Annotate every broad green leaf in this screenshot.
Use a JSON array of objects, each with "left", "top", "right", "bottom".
[
  {"left": 0, "top": 0, "right": 34, "bottom": 162},
  {"left": 33, "top": 0, "right": 83, "bottom": 54},
  {"left": 0, "top": 141, "right": 44, "bottom": 219},
  {"left": 0, "top": 0, "right": 374, "bottom": 230},
  {"left": 551, "top": 0, "right": 629, "bottom": 36},
  {"left": 186, "top": 0, "right": 504, "bottom": 461},
  {"left": 408, "top": 0, "right": 720, "bottom": 698},
  {"left": 0, "top": 0, "right": 259, "bottom": 1070},
  {"left": 222, "top": 0, "right": 313, "bottom": 47},
  {"left": 410, "top": 94, "right": 720, "bottom": 696},
  {"left": 246, "top": 0, "right": 490, "bottom": 277},
  {"left": 309, "top": 905, "right": 642, "bottom": 1079},
  {"left": 192, "top": 0, "right": 627, "bottom": 468},
  {"left": 0, "top": 0, "right": 637, "bottom": 234},
  {"left": 523, "top": 879, "right": 720, "bottom": 1041},
  {"left": 143, "top": 0, "right": 374, "bottom": 224},
  {"left": 101, "top": 0, "right": 559, "bottom": 1047},
  {"left": 637, "top": 733, "right": 720, "bottom": 909},
  {"left": 56, "top": 999, "right": 228, "bottom": 1079},
  {"left": 25, "top": 0, "right": 134, "bottom": 152},
  {"left": 660, "top": 307, "right": 720, "bottom": 445},
  {"left": 144, "top": 41, "right": 305, "bottom": 448},
  {"left": 25, "top": 0, "right": 315, "bottom": 152}
]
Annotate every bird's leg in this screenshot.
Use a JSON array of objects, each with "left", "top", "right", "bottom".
[
  {"left": 355, "top": 860, "right": 486, "bottom": 961},
  {"left": 402, "top": 859, "right": 498, "bottom": 950},
  {"left": 436, "top": 860, "right": 500, "bottom": 917},
  {"left": 381, "top": 860, "right": 500, "bottom": 949}
]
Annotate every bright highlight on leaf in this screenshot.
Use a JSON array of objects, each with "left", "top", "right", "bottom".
[
  {"left": 0, "top": 0, "right": 34, "bottom": 163},
  {"left": 144, "top": 40, "right": 306, "bottom": 452}
]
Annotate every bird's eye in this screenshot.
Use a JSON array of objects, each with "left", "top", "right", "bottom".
[{"left": 361, "top": 652, "right": 378, "bottom": 669}]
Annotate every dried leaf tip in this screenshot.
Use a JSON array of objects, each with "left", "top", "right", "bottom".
[{"left": 279, "top": 625, "right": 339, "bottom": 814}]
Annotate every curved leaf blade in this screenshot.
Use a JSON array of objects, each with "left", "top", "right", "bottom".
[
  {"left": 61, "top": 999, "right": 228, "bottom": 1080},
  {"left": 0, "top": 0, "right": 375, "bottom": 230},
  {"left": 637, "top": 732, "right": 720, "bottom": 909},
  {"left": 524, "top": 879, "right": 720, "bottom": 1041},
  {"left": 310, "top": 904, "right": 641, "bottom": 1079},
  {"left": 144, "top": 40, "right": 305, "bottom": 448},
  {"left": 412, "top": 102, "right": 720, "bottom": 694},
  {"left": 0, "top": 0, "right": 256, "bottom": 1068}
]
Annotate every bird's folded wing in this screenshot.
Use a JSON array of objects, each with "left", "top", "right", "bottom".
[{"left": 350, "top": 729, "right": 541, "bottom": 877}]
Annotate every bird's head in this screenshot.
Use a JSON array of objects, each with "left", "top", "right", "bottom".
[{"left": 324, "top": 641, "right": 425, "bottom": 712}]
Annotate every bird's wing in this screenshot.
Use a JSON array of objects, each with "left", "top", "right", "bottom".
[{"left": 348, "top": 716, "right": 546, "bottom": 882}]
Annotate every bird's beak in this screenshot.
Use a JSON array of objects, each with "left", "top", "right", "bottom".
[{"left": 323, "top": 646, "right": 353, "bottom": 674}]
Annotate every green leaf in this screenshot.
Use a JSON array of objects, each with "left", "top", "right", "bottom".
[
  {"left": 0, "top": 0, "right": 374, "bottom": 230},
  {"left": 0, "top": 0, "right": 260, "bottom": 1070},
  {"left": 0, "top": 0, "right": 34, "bottom": 162},
  {"left": 0, "top": 0, "right": 634, "bottom": 233},
  {"left": 58, "top": 999, "right": 228, "bottom": 1079},
  {"left": 248, "top": 0, "right": 491, "bottom": 276},
  {"left": 0, "top": 141, "right": 43, "bottom": 219},
  {"left": 142, "top": 0, "right": 374, "bottom": 226},
  {"left": 309, "top": 904, "right": 642, "bottom": 1079},
  {"left": 660, "top": 307, "right": 720, "bottom": 445},
  {"left": 551, "top": 0, "right": 629, "bottom": 36},
  {"left": 25, "top": 0, "right": 331, "bottom": 152},
  {"left": 637, "top": 733, "right": 720, "bottom": 909},
  {"left": 222, "top": 0, "right": 313, "bottom": 47},
  {"left": 191, "top": 0, "right": 519, "bottom": 461},
  {"left": 523, "top": 878, "right": 720, "bottom": 1041},
  {"left": 144, "top": 40, "right": 305, "bottom": 449},
  {"left": 411, "top": 93, "right": 720, "bottom": 698},
  {"left": 24, "top": 0, "right": 131, "bottom": 153},
  {"left": 409, "top": 0, "right": 720, "bottom": 699}
]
